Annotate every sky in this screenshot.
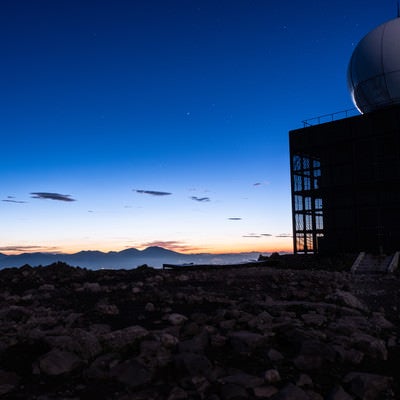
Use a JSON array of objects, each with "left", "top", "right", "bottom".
[{"left": 0, "top": 0, "right": 395, "bottom": 255}]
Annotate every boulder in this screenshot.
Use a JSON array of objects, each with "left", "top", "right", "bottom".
[
  {"left": 296, "top": 374, "right": 313, "bottom": 388},
  {"left": 272, "top": 383, "right": 311, "bottom": 400},
  {"left": 267, "top": 348, "right": 284, "bottom": 362},
  {"left": 326, "top": 291, "right": 368, "bottom": 312},
  {"left": 326, "top": 385, "right": 353, "bottom": 400},
  {"left": 95, "top": 302, "right": 119, "bottom": 315},
  {"left": 344, "top": 372, "right": 392, "bottom": 400},
  {"left": 101, "top": 325, "right": 148, "bottom": 351},
  {"left": 0, "top": 370, "right": 20, "bottom": 395},
  {"left": 138, "top": 340, "right": 172, "bottom": 368},
  {"left": 351, "top": 333, "right": 387, "bottom": 361},
  {"left": 264, "top": 369, "right": 281, "bottom": 384},
  {"left": 167, "top": 386, "right": 189, "bottom": 400},
  {"left": 167, "top": 313, "right": 188, "bottom": 326},
  {"left": 39, "top": 349, "right": 82, "bottom": 376},
  {"left": 173, "top": 353, "right": 212, "bottom": 377},
  {"left": 228, "top": 330, "right": 266, "bottom": 354},
  {"left": 85, "top": 352, "right": 120, "bottom": 380},
  {"left": 145, "top": 302, "right": 155, "bottom": 312},
  {"left": 178, "top": 331, "right": 209, "bottom": 354},
  {"left": 82, "top": 282, "right": 102, "bottom": 292},
  {"left": 253, "top": 385, "right": 279, "bottom": 398},
  {"left": 219, "top": 372, "right": 264, "bottom": 388},
  {"left": 159, "top": 332, "right": 179, "bottom": 348},
  {"left": 220, "top": 383, "right": 248, "bottom": 400},
  {"left": 293, "top": 340, "right": 336, "bottom": 371},
  {"left": 45, "top": 329, "right": 102, "bottom": 360},
  {"left": 110, "top": 358, "right": 152, "bottom": 388}
]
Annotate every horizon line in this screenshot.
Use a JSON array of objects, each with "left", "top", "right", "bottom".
[{"left": 0, "top": 245, "right": 293, "bottom": 257}]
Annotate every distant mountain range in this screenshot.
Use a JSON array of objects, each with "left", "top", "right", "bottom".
[{"left": 0, "top": 246, "right": 268, "bottom": 270}]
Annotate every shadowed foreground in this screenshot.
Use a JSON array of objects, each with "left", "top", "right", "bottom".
[{"left": 0, "top": 262, "right": 399, "bottom": 399}]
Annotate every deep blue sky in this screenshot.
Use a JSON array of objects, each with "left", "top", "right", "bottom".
[{"left": 0, "top": 1, "right": 395, "bottom": 254}]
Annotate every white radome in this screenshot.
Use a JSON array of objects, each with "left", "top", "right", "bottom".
[{"left": 348, "top": 17, "right": 400, "bottom": 113}]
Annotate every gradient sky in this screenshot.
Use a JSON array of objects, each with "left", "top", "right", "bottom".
[{"left": 1, "top": 1, "right": 395, "bottom": 255}]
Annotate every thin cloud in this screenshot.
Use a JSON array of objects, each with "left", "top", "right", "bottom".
[
  {"left": 242, "top": 234, "right": 262, "bottom": 238},
  {"left": 135, "top": 190, "right": 172, "bottom": 196},
  {"left": 0, "top": 245, "right": 57, "bottom": 253},
  {"left": 30, "top": 192, "right": 76, "bottom": 202},
  {"left": 275, "top": 233, "right": 293, "bottom": 238},
  {"left": 253, "top": 181, "right": 270, "bottom": 187},
  {"left": 188, "top": 187, "right": 211, "bottom": 193},
  {"left": 228, "top": 217, "right": 242, "bottom": 220},
  {"left": 2, "top": 199, "right": 26, "bottom": 204},
  {"left": 190, "top": 196, "right": 210, "bottom": 202},
  {"left": 242, "top": 232, "right": 273, "bottom": 238}
]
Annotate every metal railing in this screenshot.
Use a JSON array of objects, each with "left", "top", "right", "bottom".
[{"left": 302, "top": 108, "right": 359, "bottom": 128}]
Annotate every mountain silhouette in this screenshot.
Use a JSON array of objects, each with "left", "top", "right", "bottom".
[
  {"left": 140, "top": 246, "right": 181, "bottom": 256},
  {"left": 117, "top": 248, "right": 141, "bottom": 255},
  {"left": 0, "top": 247, "right": 265, "bottom": 270}
]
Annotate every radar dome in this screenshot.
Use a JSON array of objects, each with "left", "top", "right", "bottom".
[{"left": 348, "top": 17, "right": 400, "bottom": 113}]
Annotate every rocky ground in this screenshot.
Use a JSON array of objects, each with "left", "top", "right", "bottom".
[{"left": 0, "top": 260, "right": 399, "bottom": 400}]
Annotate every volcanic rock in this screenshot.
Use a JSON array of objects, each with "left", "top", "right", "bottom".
[
  {"left": 39, "top": 349, "right": 82, "bottom": 376},
  {"left": 0, "top": 261, "right": 398, "bottom": 399}
]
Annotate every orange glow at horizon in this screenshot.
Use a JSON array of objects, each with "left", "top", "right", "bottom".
[{"left": 1, "top": 238, "right": 293, "bottom": 256}]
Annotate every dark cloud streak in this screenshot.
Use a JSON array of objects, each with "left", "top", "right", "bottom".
[
  {"left": 253, "top": 181, "right": 270, "bottom": 187},
  {"left": 135, "top": 190, "right": 172, "bottom": 196},
  {"left": 190, "top": 196, "right": 210, "bottom": 202},
  {"left": 30, "top": 192, "right": 76, "bottom": 202}
]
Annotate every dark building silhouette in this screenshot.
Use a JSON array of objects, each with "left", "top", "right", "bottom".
[
  {"left": 290, "top": 106, "right": 400, "bottom": 254},
  {"left": 290, "top": 16, "right": 400, "bottom": 255}
]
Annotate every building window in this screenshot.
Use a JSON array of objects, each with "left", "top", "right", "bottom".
[
  {"left": 295, "top": 195, "right": 303, "bottom": 211},
  {"left": 316, "top": 213, "right": 324, "bottom": 230},
  {"left": 291, "top": 154, "right": 324, "bottom": 254},
  {"left": 294, "top": 175, "right": 303, "bottom": 192},
  {"left": 295, "top": 214, "right": 304, "bottom": 230}
]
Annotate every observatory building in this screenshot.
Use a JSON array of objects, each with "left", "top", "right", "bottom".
[{"left": 290, "top": 17, "right": 400, "bottom": 255}]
